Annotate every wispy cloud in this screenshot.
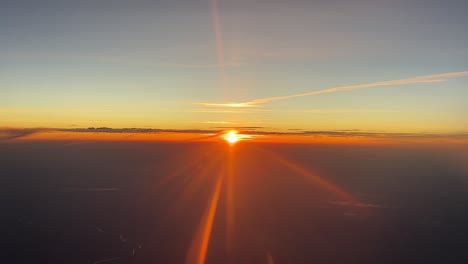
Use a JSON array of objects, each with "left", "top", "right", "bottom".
[
  {"left": 198, "top": 121, "right": 233, "bottom": 124},
  {"left": 197, "top": 70, "right": 468, "bottom": 107},
  {"left": 194, "top": 108, "right": 273, "bottom": 114},
  {"left": 196, "top": 102, "right": 259, "bottom": 108},
  {"left": 212, "top": 126, "right": 265, "bottom": 130},
  {"left": 287, "top": 109, "right": 397, "bottom": 113}
]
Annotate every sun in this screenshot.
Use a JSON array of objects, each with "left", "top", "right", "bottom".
[
  {"left": 221, "top": 130, "right": 254, "bottom": 144},
  {"left": 222, "top": 130, "right": 240, "bottom": 145}
]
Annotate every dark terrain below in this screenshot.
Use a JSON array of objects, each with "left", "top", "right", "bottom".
[{"left": 2, "top": 140, "right": 468, "bottom": 263}]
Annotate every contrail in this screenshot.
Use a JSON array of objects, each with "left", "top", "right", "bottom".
[{"left": 196, "top": 70, "right": 468, "bottom": 107}]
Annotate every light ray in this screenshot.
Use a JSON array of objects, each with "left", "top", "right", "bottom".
[
  {"left": 155, "top": 145, "right": 215, "bottom": 188},
  {"left": 255, "top": 146, "right": 357, "bottom": 202},
  {"left": 136, "top": 144, "right": 217, "bottom": 218},
  {"left": 167, "top": 154, "right": 223, "bottom": 217},
  {"left": 266, "top": 252, "right": 275, "bottom": 264},
  {"left": 211, "top": 0, "right": 227, "bottom": 90},
  {"left": 185, "top": 173, "right": 223, "bottom": 264},
  {"left": 225, "top": 147, "right": 235, "bottom": 254}
]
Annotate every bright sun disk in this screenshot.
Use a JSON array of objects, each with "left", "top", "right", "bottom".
[{"left": 223, "top": 130, "right": 239, "bottom": 144}]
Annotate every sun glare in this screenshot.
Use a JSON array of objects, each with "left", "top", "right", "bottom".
[
  {"left": 224, "top": 130, "right": 239, "bottom": 144},
  {"left": 221, "top": 130, "right": 253, "bottom": 145}
]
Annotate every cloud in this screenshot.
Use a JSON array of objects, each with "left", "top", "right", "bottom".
[
  {"left": 287, "top": 109, "right": 397, "bottom": 114},
  {"left": 212, "top": 126, "right": 265, "bottom": 130},
  {"left": 194, "top": 108, "right": 273, "bottom": 114},
  {"left": 0, "top": 127, "right": 48, "bottom": 140},
  {"left": 196, "top": 102, "right": 258, "bottom": 108},
  {"left": 69, "top": 127, "right": 218, "bottom": 134},
  {"left": 198, "top": 121, "right": 233, "bottom": 124},
  {"left": 197, "top": 70, "right": 468, "bottom": 107},
  {"left": 2, "top": 127, "right": 467, "bottom": 144},
  {"left": 193, "top": 107, "right": 396, "bottom": 114},
  {"left": 297, "top": 131, "right": 468, "bottom": 139}
]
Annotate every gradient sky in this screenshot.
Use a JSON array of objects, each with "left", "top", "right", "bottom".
[{"left": 2, "top": 0, "right": 468, "bottom": 133}]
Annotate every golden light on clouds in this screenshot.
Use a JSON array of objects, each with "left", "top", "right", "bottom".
[{"left": 196, "top": 102, "right": 258, "bottom": 108}]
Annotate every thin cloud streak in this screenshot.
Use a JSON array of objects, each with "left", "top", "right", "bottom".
[
  {"left": 198, "top": 71, "right": 468, "bottom": 107},
  {"left": 287, "top": 109, "right": 398, "bottom": 113},
  {"left": 196, "top": 103, "right": 259, "bottom": 108},
  {"left": 194, "top": 109, "right": 273, "bottom": 114},
  {"left": 198, "top": 121, "right": 233, "bottom": 124}
]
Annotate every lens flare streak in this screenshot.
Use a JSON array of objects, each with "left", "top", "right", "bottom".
[
  {"left": 255, "top": 146, "right": 358, "bottom": 203},
  {"left": 225, "top": 149, "right": 235, "bottom": 253},
  {"left": 211, "top": 0, "right": 227, "bottom": 90},
  {"left": 185, "top": 174, "right": 223, "bottom": 264},
  {"left": 183, "top": 141, "right": 361, "bottom": 264},
  {"left": 168, "top": 155, "right": 222, "bottom": 217}
]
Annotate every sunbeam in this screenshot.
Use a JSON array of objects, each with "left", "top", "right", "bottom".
[
  {"left": 267, "top": 252, "right": 275, "bottom": 264},
  {"left": 225, "top": 147, "right": 235, "bottom": 254},
  {"left": 211, "top": 0, "right": 227, "bottom": 90},
  {"left": 185, "top": 173, "right": 223, "bottom": 264},
  {"left": 254, "top": 146, "right": 358, "bottom": 203},
  {"left": 154, "top": 144, "right": 216, "bottom": 190},
  {"left": 167, "top": 153, "right": 223, "bottom": 217}
]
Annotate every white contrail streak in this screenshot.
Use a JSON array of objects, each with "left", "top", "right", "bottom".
[{"left": 196, "top": 70, "right": 468, "bottom": 107}]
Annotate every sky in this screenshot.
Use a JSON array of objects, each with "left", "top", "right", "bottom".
[{"left": 2, "top": 0, "right": 468, "bottom": 133}]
